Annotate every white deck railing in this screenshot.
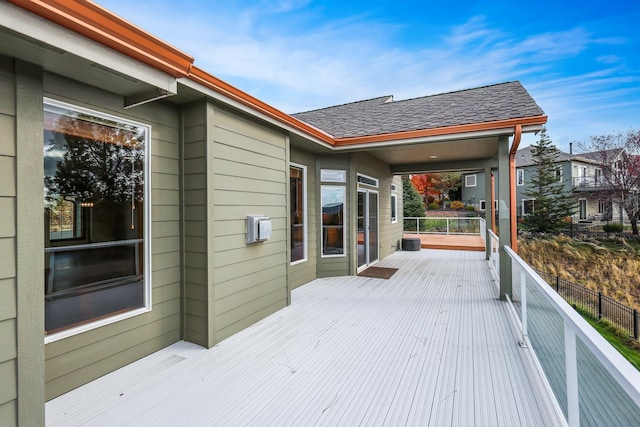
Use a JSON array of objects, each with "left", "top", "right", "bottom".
[
  {"left": 403, "top": 216, "right": 484, "bottom": 235},
  {"left": 487, "top": 230, "right": 499, "bottom": 280},
  {"left": 503, "top": 245, "right": 640, "bottom": 427}
]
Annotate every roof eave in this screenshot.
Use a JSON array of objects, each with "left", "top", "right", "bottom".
[
  {"left": 8, "top": 0, "right": 194, "bottom": 78},
  {"left": 333, "top": 116, "right": 548, "bottom": 147}
]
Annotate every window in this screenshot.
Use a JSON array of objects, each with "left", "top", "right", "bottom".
[
  {"left": 321, "top": 169, "right": 346, "bottom": 183},
  {"left": 516, "top": 169, "right": 524, "bottom": 186},
  {"left": 465, "top": 174, "right": 477, "bottom": 187},
  {"left": 522, "top": 199, "right": 536, "bottom": 215},
  {"left": 556, "top": 166, "right": 563, "bottom": 183},
  {"left": 321, "top": 185, "right": 346, "bottom": 257},
  {"left": 595, "top": 168, "right": 602, "bottom": 185},
  {"left": 480, "top": 200, "right": 498, "bottom": 211},
  {"left": 357, "top": 173, "right": 378, "bottom": 187},
  {"left": 390, "top": 184, "right": 398, "bottom": 224},
  {"left": 579, "top": 199, "right": 587, "bottom": 220},
  {"left": 290, "top": 164, "right": 307, "bottom": 264},
  {"left": 44, "top": 99, "right": 150, "bottom": 339}
]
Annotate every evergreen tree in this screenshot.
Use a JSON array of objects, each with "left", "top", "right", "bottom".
[
  {"left": 403, "top": 178, "right": 425, "bottom": 217},
  {"left": 523, "top": 127, "right": 575, "bottom": 232}
]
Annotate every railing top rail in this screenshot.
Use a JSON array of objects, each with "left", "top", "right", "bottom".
[
  {"left": 488, "top": 229, "right": 499, "bottom": 241},
  {"left": 403, "top": 216, "right": 482, "bottom": 220},
  {"left": 505, "top": 245, "right": 640, "bottom": 406}
]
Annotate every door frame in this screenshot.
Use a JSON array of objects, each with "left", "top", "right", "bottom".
[{"left": 357, "top": 188, "right": 379, "bottom": 272}]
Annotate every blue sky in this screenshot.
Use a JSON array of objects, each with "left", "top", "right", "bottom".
[{"left": 98, "top": 0, "right": 640, "bottom": 151}]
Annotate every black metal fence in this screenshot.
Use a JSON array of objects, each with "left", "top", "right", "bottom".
[{"left": 536, "top": 270, "right": 639, "bottom": 340}]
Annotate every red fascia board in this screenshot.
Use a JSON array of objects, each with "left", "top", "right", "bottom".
[
  {"left": 189, "top": 66, "right": 336, "bottom": 145},
  {"left": 8, "top": 0, "right": 194, "bottom": 78}
]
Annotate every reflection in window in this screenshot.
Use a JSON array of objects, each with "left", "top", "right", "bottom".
[
  {"left": 290, "top": 165, "right": 306, "bottom": 263},
  {"left": 43, "top": 100, "right": 149, "bottom": 336},
  {"left": 49, "top": 198, "right": 83, "bottom": 240},
  {"left": 321, "top": 185, "right": 345, "bottom": 256}
]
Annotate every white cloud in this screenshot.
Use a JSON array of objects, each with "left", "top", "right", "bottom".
[{"left": 98, "top": 1, "right": 640, "bottom": 150}]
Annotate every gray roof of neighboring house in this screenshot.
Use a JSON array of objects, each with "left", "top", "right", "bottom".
[
  {"left": 291, "top": 81, "right": 545, "bottom": 138},
  {"left": 515, "top": 145, "right": 618, "bottom": 167}
]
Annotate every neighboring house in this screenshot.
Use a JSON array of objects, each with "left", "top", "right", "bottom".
[
  {"left": 461, "top": 145, "right": 624, "bottom": 221},
  {"left": 0, "top": 1, "right": 546, "bottom": 425}
]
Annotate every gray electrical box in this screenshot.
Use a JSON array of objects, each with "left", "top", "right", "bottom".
[{"left": 246, "top": 215, "right": 272, "bottom": 244}]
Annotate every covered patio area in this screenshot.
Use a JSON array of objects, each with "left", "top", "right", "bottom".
[{"left": 46, "top": 249, "right": 564, "bottom": 426}]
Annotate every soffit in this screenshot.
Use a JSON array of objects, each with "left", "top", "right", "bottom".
[{"left": 0, "top": 3, "right": 176, "bottom": 97}]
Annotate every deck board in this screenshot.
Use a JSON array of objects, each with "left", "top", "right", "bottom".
[{"left": 46, "top": 249, "right": 565, "bottom": 427}]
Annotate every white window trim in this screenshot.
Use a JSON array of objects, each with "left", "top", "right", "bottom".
[
  {"left": 465, "top": 174, "right": 477, "bottom": 187},
  {"left": 479, "top": 200, "right": 498, "bottom": 211},
  {"left": 522, "top": 198, "right": 536, "bottom": 215},
  {"left": 321, "top": 185, "right": 346, "bottom": 258},
  {"left": 556, "top": 166, "right": 564, "bottom": 183},
  {"left": 44, "top": 98, "right": 152, "bottom": 344},
  {"left": 357, "top": 173, "right": 379, "bottom": 188},
  {"left": 290, "top": 163, "right": 308, "bottom": 266},
  {"left": 516, "top": 169, "right": 524, "bottom": 186},
  {"left": 391, "top": 193, "right": 398, "bottom": 224},
  {"left": 321, "top": 169, "right": 346, "bottom": 183}
]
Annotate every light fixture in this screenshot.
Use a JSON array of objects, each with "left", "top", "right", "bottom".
[{"left": 430, "top": 155, "right": 438, "bottom": 159}]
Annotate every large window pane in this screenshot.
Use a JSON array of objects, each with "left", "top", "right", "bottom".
[
  {"left": 44, "top": 101, "right": 149, "bottom": 336},
  {"left": 290, "top": 165, "right": 306, "bottom": 263},
  {"left": 321, "top": 185, "right": 345, "bottom": 256}
]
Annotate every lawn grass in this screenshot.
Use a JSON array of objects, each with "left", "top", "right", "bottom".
[{"left": 578, "top": 309, "right": 640, "bottom": 371}]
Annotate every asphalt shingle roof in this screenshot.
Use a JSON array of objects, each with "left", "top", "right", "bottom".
[
  {"left": 292, "top": 81, "right": 545, "bottom": 138},
  {"left": 515, "top": 146, "right": 623, "bottom": 167}
]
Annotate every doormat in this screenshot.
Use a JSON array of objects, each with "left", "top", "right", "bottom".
[{"left": 357, "top": 266, "right": 398, "bottom": 279}]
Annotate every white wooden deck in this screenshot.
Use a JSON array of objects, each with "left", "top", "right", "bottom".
[{"left": 46, "top": 249, "right": 565, "bottom": 426}]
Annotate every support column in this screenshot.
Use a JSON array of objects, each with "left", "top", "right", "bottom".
[
  {"left": 484, "top": 166, "right": 493, "bottom": 261},
  {"left": 497, "top": 135, "right": 512, "bottom": 300}
]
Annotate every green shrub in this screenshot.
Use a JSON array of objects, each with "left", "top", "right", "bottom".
[
  {"left": 466, "top": 205, "right": 476, "bottom": 211},
  {"left": 427, "top": 203, "right": 440, "bottom": 210},
  {"left": 603, "top": 223, "right": 623, "bottom": 233},
  {"left": 450, "top": 201, "right": 464, "bottom": 210}
]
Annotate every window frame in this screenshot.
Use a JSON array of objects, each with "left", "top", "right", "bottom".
[
  {"left": 465, "top": 174, "right": 477, "bottom": 187},
  {"left": 390, "top": 186, "right": 398, "bottom": 224},
  {"left": 516, "top": 169, "right": 524, "bottom": 186},
  {"left": 321, "top": 185, "right": 346, "bottom": 258},
  {"left": 522, "top": 198, "right": 536, "bottom": 215},
  {"left": 44, "top": 98, "right": 152, "bottom": 343},
  {"left": 290, "top": 163, "right": 308, "bottom": 265}
]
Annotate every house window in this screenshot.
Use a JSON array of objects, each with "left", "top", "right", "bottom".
[
  {"left": 522, "top": 199, "right": 535, "bottom": 215},
  {"left": 357, "top": 173, "right": 378, "bottom": 187},
  {"left": 480, "top": 200, "right": 498, "bottom": 211},
  {"left": 290, "top": 164, "right": 307, "bottom": 264},
  {"left": 321, "top": 169, "right": 346, "bottom": 183},
  {"left": 390, "top": 184, "right": 398, "bottom": 224},
  {"left": 44, "top": 99, "right": 150, "bottom": 339},
  {"left": 465, "top": 174, "right": 477, "bottom": 187},
  {"left": 595, "top": 168, "right": 602, "bottom": 185},
  {"left": 598, "top": 199, "right": 605, "bottom": 214},
  {"left": 516, "top": 169, "right": 524, "bottom": 186},
  {"left": 556, "top": 166, "right": 563, "bottom": 183},
  {"left": 579, "top": 199, "right": 587, "bottom": 220},
  {"left": 321, "top": 185, "right": 346, "bottom": 257}
]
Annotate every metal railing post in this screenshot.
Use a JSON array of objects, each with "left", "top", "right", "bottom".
[
  {"left": 565, "top": 323, "right": 579, "bottom": 427},
  {"left": 520, "top": 269, "right": 528, "bottom": 343},
  {"left": 599, "top": 292, "right": 602, "bottom": 320},
  {"left": 635, "top": 309, "right": 638, "bottom": 340},
  {"left": 446, "top": 218, "right": 450, "bottom": 235}
]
